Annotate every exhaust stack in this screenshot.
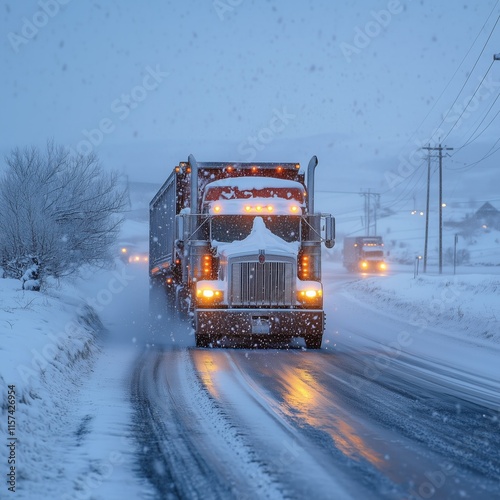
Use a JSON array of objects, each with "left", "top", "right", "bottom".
[
  {"left": 307, "top": 155, "right": 318, "bottom": 214},
  {"left": 188, "top": 154, "right": 198, "bottom": 214}
]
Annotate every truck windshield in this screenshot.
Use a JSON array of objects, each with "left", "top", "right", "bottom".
[{"left": 211, "top": 215, "right": 300, "bottom": 242}]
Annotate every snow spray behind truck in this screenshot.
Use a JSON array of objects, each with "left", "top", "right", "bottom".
[
  {"left": 343, "top": 236, "right": 387, "bottom": 272},
  {"left": 149, "top": 155, "right": 335, "bottom": 348}
]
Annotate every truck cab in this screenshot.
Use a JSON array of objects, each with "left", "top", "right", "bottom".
[{"left": 149, "top": 156, "right": 335, "bottom": 348}]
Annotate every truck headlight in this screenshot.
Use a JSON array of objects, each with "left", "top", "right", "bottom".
[
  {"left": 196, "top": 281, "right": 225, "bottom": 305},
  {"left": 297, "top": 281, "right": 323, "bottom": 307}
]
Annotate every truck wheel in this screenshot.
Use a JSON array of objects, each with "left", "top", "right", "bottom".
[
  {"left": 195, "top": 333, "right": 210, "bottom": 348},
  {"left": 304, "top": 335, "right": 322, "bottom": 349},
  {"left": 175, "top": 286, "right": 190, "bottom": 320}
]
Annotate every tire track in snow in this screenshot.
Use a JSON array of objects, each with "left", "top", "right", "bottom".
[
  {"left": 190, "top": 349, "right": 361, "bottom": 499},
  {"left": 132, "top": 348, "right": 285, "bottom": 499}
]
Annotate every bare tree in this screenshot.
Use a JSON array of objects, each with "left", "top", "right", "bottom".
[{"left": 0, "top": 142, "right": 128, "bottom": 282}]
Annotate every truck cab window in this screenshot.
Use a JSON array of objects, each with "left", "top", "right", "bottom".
[{"left": 210, "top": 215, "right": 300, "bottom": 243}]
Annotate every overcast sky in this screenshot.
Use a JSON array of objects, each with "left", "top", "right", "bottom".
[{"left": 2, "top": 0, "right": 499, "bottom": 215}]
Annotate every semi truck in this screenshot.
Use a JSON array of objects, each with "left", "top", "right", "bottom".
[
  {"left": 343, "top": 236, "right": 387, "bottom": 272},
  {"left": 149, "top": 155, "right": 335, "bottom": 348}
]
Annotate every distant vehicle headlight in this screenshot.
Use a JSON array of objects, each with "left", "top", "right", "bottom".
[{"left": 128, "top": 253, "right": 148, "bottom": 264}]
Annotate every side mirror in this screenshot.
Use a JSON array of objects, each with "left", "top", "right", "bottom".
[{"left": 324, "top": 215, "right": 335, "bottom": 248}]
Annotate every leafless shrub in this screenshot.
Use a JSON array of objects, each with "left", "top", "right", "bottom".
[{"left": 0, "top": 142, "right": 127, "bottom": 281}]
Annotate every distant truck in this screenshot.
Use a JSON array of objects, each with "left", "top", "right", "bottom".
[
  {"left": 149, "top": 155, "right": 335, "bottom": 348},
  {"left": 343, "top": 236, "right": 387, "bottom": 272}
]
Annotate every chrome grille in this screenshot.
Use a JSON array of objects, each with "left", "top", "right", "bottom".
[{"left": 230, "top": 260, "right": 294, "bottom": 306}]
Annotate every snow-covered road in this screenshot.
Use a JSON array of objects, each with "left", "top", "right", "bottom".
[
  {"left": 133, "top": 262, "right": 500, "bottom": 499},
  {"left": 131, "top": 345, "right": 499, "bottom": 499}
]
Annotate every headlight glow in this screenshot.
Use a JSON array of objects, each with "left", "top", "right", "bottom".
[
  {"left": 196, "top": 282, "right": 224, "bottom": 305},
  {"left": 297, "top": 282, "right": 323, "bottom": 307}
]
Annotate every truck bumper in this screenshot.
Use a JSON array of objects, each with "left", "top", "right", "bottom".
[{"left": 194, "top": 308, "right": 325, "bottom": 338}]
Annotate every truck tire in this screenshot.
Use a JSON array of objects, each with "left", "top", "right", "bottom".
[
  {"left": 175, "top": 286, "right": 190, "bottom": 320},
  {"left": 195, "top": 333, "right": 210, "bottom": 348},
  {"left": 304, "top": 334, "right": 322, "bottom": 349}
]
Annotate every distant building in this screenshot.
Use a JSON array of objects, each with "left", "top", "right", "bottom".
[
  {"left": 474, "top": 202, "right": 499, "bottom": 225},
  {"left": 445, "top": 202, "right": 500, "bottom": 234}
]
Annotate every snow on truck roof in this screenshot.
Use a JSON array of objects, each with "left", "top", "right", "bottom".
[
  {"left": 203, "top": 176, "right": 305, "bottom": 200},
  {"left": 203, "top": 177, "right": 306, "bottom": 215},
  {"left": 204, "top": 176, "right": 305, "bottom": 189}
]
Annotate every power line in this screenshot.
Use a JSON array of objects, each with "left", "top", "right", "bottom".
[
  {"left": 454, "top": 94, "right": 500, "bottom": 152},
  {"left": 448, "top": 135, "right": 500, "bottom": 171},
  {"left": 380, "top": 8, "right": 500, "bottom": 207},
  {"left": 441, "top": 59, "right": 496, "bottom": 143},
  {"left": 429, "top": 14, "right": 500, "bottom": 144},
  {"left": 389, "top": 3, "right": 499, "bottom": 163}
]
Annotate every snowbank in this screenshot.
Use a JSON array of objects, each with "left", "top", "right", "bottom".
[
  {"left": 342, "top": 272, "right": 500, "bottom": 344},
  {"left": 330, "top": 269, "right": 500, "bottom": 409},
  {"left": 0, "top": 278, "right": 102, "bottom": 497}
]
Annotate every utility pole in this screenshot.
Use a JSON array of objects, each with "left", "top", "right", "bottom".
[
  {"left": 422, "top": 144, "right": 453, "bottom": 274},
  {"left": 360, "top": 189, "right": 380, "bottom": 236},
  {"left": 422, "top": 146, "right": 431, "bottom": 273},
  {"left": 367, "top": 188, "right": 371, "bottom": 236}
]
